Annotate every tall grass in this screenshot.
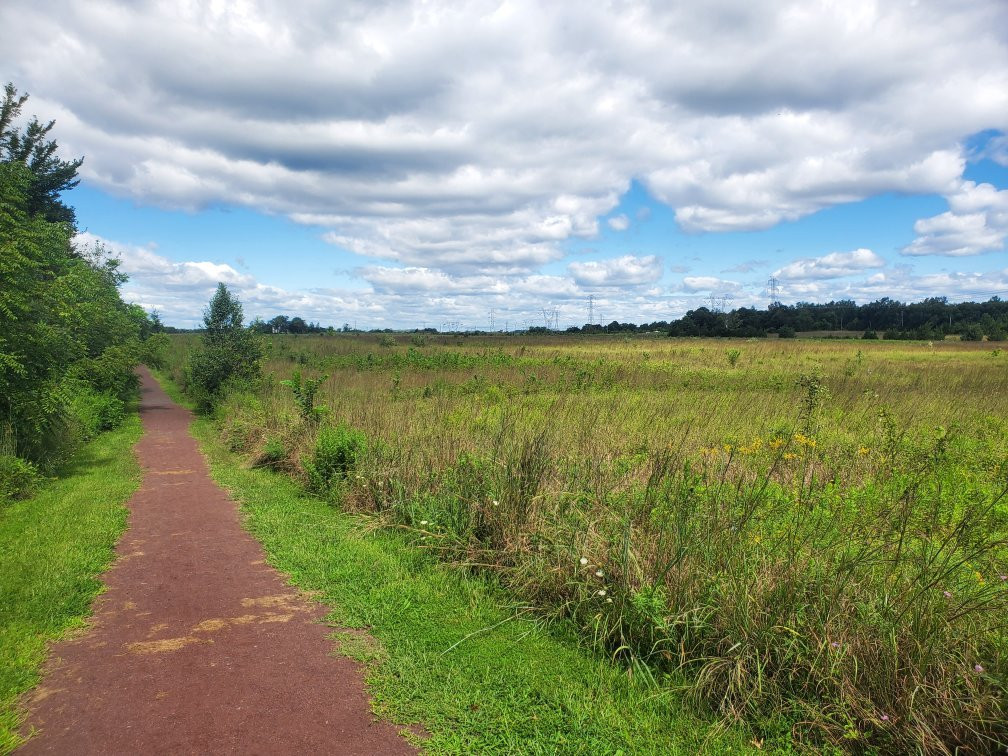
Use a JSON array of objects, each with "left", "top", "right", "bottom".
[{"left": 164, "top": 332, "right": 1008, "bottom": 752}]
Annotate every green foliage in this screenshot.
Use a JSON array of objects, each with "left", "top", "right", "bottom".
[
  {"left": 0, "top": 454, "right": 38, "bottom": 503},
  {"left": 68, "top": 387, "right": 125, "bottom": 440},
  {"left": 960, "top": 322, "right": 985, "bottom": 341},
  {"left": 1, "top": 83, "right": 82, "bottom": 226},
  {"left": 305, "top": 424, "right": 368, "bottom": 495},
  {"left": 184, "top": 284, "right": 262, "bottom": 412},
  {"left": 0, "top": 159, "right": 143, "bottom": 469},
  {"left": 280, "top": 370, "right": 329, "bottom": 423},
  {"left": 139, "top": 332, "right": 170, "bottom": 370}
]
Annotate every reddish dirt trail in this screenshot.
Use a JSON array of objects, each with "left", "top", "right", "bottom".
[{"left": 19, "top": 369, "right": 414, "bottom": 755}]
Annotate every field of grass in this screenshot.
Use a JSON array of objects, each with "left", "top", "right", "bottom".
[
  {"left": 181, "top": 404, "right": 753, "bottom": 754},
  {"left": 164, "top": 332, "right": 1008, "bottom": 753},
  {"left": 0, "top": 414, "right": 142, "bottom": 754}
]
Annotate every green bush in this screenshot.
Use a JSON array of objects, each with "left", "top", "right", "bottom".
[
  {"left": 0, "top": 454, "right": 39, "bottom": 502},
  {"left": 304, "top": 424, "right": 368, "bottom": 495},
  {"left": 69, "top": 388, "right": 125, "bottom": 439}
]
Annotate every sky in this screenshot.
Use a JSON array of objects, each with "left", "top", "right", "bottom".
[{"left": 3, "top": 0, "right": 1007, "bottom": 329}]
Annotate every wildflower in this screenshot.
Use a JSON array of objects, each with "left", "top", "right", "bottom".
[
  {"left": 605, "top": 597, "right": 612, "bottom": 603},
  {"left": 975, "top": 664, "right": 985, "bottom": 673},
  {"left": 1000, "top": 574, "right": 1007, "bottom": 582},
  {"left": 975, "top": 572, "right": 985, "bottom": 584},
  {"left": 783, "top": 452, "right": 798, "bottom": 461},
  {"left": 723, "top": 443, "right": 732, "bottom": 453},
  {"left": 857, "top": 446, "right": 869, "bottom": 456},
  {"left": 595, "top": 569, "right": 604, "bottom": 578},
  {"left": 830, "top": 641, "right": 840, "bottom": 649},
  {"left": 579, "top": 557, "right": 588, "bottom": 566},
  {"left": 420, "top": 520, "right": 428, "bottom": 526},
  {"left": 492, "top": 499, "right": 499, "bottom": 507},
  {"left": 881, "top": 714, "right": 889, "bottom": 722},
  {"left": 769, "top": 437, "right": 784, "bottom": 450},
  {"left": 943, "top": 590, "right": 952, "bottom": 599},
  {"left": 598, "top": 589, "right": 607, "bottom": 596}
]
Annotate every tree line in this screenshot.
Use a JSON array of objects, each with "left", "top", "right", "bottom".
[
  {"left": 1, "top": 83, "right": 163, "bottom": 500},
  {"left": 546, "top": 297, "right": 1007, "bottom": 340}
]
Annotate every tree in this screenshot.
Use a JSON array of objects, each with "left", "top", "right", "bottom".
[
  {"left": 185, "top": 284, "right": 262, "bottom": 411},
  {"left": 1, "top": 83, "right": 83, "bottom": 227},
  {"left": 1, "top": 160, "right": 144, "bottom": 468}
]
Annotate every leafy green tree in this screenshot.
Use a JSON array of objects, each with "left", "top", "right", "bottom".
[
  {"left": 185, "top": 284, "right": 262, "bottom": 411},
  {"left": 1, "top": 83, "right": 83, "bottom": 226},
  {"left": 1, "top": 162, "right": 142, "bottom": 467}
]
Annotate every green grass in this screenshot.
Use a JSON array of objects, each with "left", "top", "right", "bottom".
[
  {"left": 0, "top": 413, "right": 143, "bottom": 753},
  {"left": 162, "top": 334, "right": 1008, "bottom": 752},
  {"left": 188, "top": 413, "right": 757, "bottom": 754}
]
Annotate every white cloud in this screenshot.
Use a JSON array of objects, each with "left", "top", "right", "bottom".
[
  {"left": 1, "top": 0, "right": 1004, "bottom": 276},
  {"left": 773, "top": 248, "right": 885, "bottom": 280},
  {"left": 568, "top": 255, "right": 663, "bottom": 287},
  {"left": 902, "top": 181, "right": 1008, "bottom": 256},
  {"left": 607, "top": 214, "right": 630, "bottom": 231},
  {"left": 680, "top": 276, "right": 743, "bottom": 293}
]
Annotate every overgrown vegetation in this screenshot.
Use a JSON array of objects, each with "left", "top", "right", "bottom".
[
  {"left": 182, "top": 408, "right": 754, "bottom": 754},
  {"left": 164, "top": 331, "right": 1008, "bottom": 753},
  {"left": 0, "top": 82, "right": 163, "bottom": 496}
]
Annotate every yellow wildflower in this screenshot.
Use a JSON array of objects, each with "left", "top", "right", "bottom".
[{"left": 858, "top": 446, "right": 870, "bottom": 456}]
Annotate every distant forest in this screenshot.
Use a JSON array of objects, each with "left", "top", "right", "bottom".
[
  {"left": 164, "top": 296, "right": 1008, "bottom": 340},
  {"left": 610, "top": 296, "right": 1008, "bottom": 340}
]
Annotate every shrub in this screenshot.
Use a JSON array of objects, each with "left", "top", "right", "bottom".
[
  {"left": 280, "top": 370, "right": 329, "bottom": 423},
  {"left": 69, "top": 388, "right": 126, "bottom": 439},
  {"left": 0, "top": 453, "right": 38, "bottom": 502},
  {"left": 252, "top": 437, "right": 287, "bottom": 470},
  {"left": 304, "top": 424, "right": 368, "bottom": 496}
]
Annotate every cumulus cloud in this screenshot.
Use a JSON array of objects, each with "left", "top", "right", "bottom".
[
  {"left": 773, "top": 248, "right": 885, "bottom": 280},
  {"left": 568, "top": 255, "right": 663, "bottom": 287},
  {"left": 607, "top": 214, "right": 630, "bottom": 231},
  {"left": 902, "top": 181, "right": 1008, "bottom": 256},
  {"left": 2, "top": 0, "right": 1005, "bottom": 274}
]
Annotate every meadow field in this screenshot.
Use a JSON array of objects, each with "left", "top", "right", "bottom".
[{"left": 164, "top": 333, "right": 1008, "bottom": 752}]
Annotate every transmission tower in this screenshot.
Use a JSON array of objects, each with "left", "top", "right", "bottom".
[
  {"left": 587, "top": 295, "right": 594, "bottom": 325},
  {"left": 767, "top": 276, "right": 780, "bottom": 308}
]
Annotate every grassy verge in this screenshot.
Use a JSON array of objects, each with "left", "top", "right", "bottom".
[
  {"left": 0, "top": 413, "right": 143, "bottom": 753},
  {"left": 185, "top": 409, "right": 756, "bottom": 753}
]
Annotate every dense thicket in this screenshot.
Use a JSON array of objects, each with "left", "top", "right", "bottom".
[{"left": 1, "top": 83, "right": 162, "bottom": 496}]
